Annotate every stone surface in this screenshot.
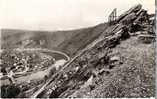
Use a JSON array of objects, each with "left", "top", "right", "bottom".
[
  {"left": 138, "top": 34, "right": 155, "bottom": 44},
  {"left": 119, "top": 12, "right": 137, "bottom": 24},
  {"left": 117, "top": 4, "right": 142, "bottom": 23}
]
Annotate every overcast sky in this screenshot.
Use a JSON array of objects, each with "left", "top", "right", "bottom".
[{"left": 0, "top": 0, "right": 155, "bottom": 30}]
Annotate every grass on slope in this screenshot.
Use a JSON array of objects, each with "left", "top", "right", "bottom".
[
  {"left": 79, "top": 36, "right": 155, "bottom": 98},
  {"left": 1, "top": 23, "right": 107, "bottom": 57}
]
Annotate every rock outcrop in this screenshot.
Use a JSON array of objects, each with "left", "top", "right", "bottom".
[
  {"left": 21, "top": 4, "right": 156, "bottom": 98},
  {"left": 116, "top": 4, "right": 155, "bottom": 43},
  {"left": 117, "top": 4, "right": 142, "bottom": 23}
]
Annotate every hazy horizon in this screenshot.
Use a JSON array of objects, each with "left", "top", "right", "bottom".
[{"left": 0, "top": 0, "right": 155, "bottom": 31}]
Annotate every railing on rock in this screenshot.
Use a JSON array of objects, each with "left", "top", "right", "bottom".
[{"left": 108, "top": 8, "right": 117, "bottom": 25}]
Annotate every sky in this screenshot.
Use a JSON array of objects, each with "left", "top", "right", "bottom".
[{"left": 0, "top": 0, "right": 155, "bottom": 30}]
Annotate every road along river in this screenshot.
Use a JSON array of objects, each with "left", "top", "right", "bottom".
[{"left": 0, "top": 48, "right": 70, "bottom": 86}]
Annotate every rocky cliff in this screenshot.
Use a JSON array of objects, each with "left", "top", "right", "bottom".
[{"left": 32, "top": 4, "right": 155, "bottom": 98}]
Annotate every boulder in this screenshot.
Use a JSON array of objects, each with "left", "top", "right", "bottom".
[
  {"left": 106, "top": 35, "right": 120, "bottom": 48},
  {"left": 138, "top": 34, "right": 155, "bottom": 44},
  {"left": 117, "top": 26, "right": 130, "bottom": 40}
]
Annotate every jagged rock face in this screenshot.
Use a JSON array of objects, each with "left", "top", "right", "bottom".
[
  {"left": 117, "top": 4, "right": 152, "bottom": 32},
  {"left": 116, "top": 4, "right": 155, "bottom": 38},
  {"left": 117, "top": 4, "right": 142, "bottom": 23}
]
